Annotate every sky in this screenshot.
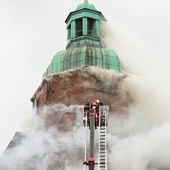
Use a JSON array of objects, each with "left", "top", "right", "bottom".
[{"left": 0, "top": 0, "right": 170, "bottom": 156}]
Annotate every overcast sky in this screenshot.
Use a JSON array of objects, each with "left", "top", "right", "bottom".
[{"left": 0, "top": 0, "right": 170, "bottom": 155}]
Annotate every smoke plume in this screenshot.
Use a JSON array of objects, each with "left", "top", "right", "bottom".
[
  {"left": 102, "top": 21, "right": 170, "bottom": 170},
  {"left": 0, "top": 105, "right": 84, "bottom": 170}
]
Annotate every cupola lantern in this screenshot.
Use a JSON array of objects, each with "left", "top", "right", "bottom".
[
  {"left": 65, "top": 0, "right": 106, "bottom": 47},
  {"left": 43, "top": 0, "right": 121, "bottom": 78}
]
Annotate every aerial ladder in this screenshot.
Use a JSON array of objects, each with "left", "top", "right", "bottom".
[{"left": 83, "top": 100, "right": 108, "bottom": 170}]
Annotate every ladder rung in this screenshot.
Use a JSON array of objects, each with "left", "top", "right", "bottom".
[{"left": 100, "top": 159, "right": 106, "bottom": 161}]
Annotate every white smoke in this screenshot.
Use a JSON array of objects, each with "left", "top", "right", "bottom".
[
  {"left": 0, "top": 105, "right": 84, "bottom": 170},
  {"left": 101, "top": 21, "right": 170, "bottom": 123},
  {"left": 108, "top": 117, "right": 170, "bottom": 170},
  {"left": 101, "top": 21, "right": 170, "bottom": 170},
  {"left": 0, "top": 129, "right": 83, "bottom": 170}
]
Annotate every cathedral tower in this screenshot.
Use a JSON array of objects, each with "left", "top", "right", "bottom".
[
  {"left": 1, "top": 2, "right": 130, "bottom": 169},
  {"left": 30, "top": 0, "right": 129, "bottom": 130}
]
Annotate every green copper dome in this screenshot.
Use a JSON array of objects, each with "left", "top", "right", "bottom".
[
  {"left": 43, "top": 47, "right": 120, "bottom": 77},
  {"left": 76, "top": 0, "right": 96, "bottom": 11},
  {"left": 43, "top": 1, "right": 121, "bottom": 78}
]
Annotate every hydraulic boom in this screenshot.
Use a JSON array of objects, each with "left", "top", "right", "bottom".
[{"left": 83, "top": 100, "right": 108, "bottom": 170}]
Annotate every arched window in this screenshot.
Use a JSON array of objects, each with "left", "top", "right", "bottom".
[
  {"left": 88, "top": 18, "right": 96, "bottom": 36},
  {"left": 76, "top": 18, "right": 83, "bottom": 37}
]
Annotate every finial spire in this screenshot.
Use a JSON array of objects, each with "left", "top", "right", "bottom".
[{"left": 84, "top": 0, "right": 89, "bottom": 4}]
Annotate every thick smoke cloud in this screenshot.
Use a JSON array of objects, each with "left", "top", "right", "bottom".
[
  {"left": 0, "top": 129, "right": 83, "bottom": 170},
  {"left": 0, "top": 105, "right": 84, "bottom": 170},
  {"left": 102, "top": 22, "right": 170, "bottom": 170},
  {"left": 108, "top": 112, "right": 170, "bottom": 170},
  {"left": 2, "top": 63, "right": 170, "bottom": 170}
]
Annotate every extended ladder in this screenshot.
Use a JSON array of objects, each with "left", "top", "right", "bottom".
[
  {"left": 83, "top": 101, "right": 108, "bottom": 170},
  {"left": 98, "top": 106, "right": 108, "bottom": 170}
]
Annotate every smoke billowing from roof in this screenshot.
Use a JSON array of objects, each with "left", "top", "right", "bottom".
[{"left": 102, "top": 21, "right": 170, "bottom": 169}]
